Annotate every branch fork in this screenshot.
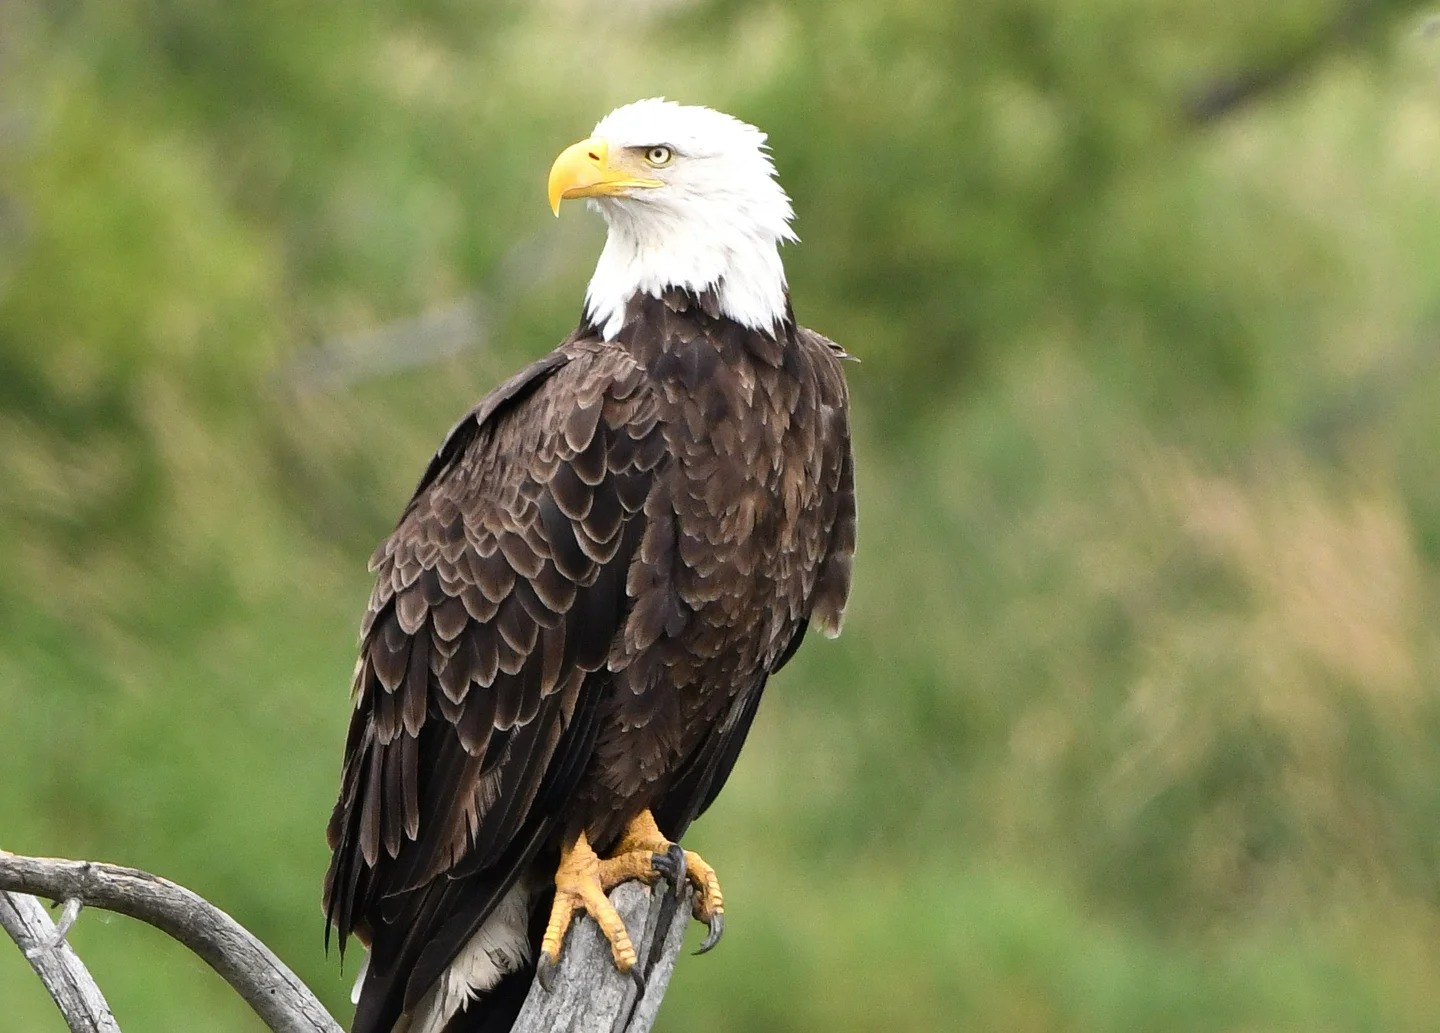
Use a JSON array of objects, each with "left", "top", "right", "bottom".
[{"left": 1, "top": 850, "right": 692, "bottom": 1033}]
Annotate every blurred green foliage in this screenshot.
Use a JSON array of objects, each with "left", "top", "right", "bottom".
[{"left": 4, "top": 0, "right": 1440, "bottom": 1030}]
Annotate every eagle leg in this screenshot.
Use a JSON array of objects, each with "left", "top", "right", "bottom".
[{"left": 536, "top": 811, "right": 727, "bottom": 991}]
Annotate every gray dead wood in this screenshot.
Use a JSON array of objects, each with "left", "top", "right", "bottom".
[
  {"left": 0, "top": 890, "right": 121, "bottom": 1033},
  {"left": 512, "top": 880, "right": 696, "bottom": 1033},
  {"left": 0, "top": 851, "right": 694, "bottom": 1033},
  {"left": 0, "top": 852, "right": 342, "bottom": 1033}
]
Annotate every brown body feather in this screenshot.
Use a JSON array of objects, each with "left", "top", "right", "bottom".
[{"left": 324, "top": 288, "right": 854, "bottom": 1033}]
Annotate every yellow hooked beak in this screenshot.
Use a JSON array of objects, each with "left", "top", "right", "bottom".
[{"left": 548, "top": 137, "right": 664, "bottom": 216}]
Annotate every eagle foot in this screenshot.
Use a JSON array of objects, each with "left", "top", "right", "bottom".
[
  {"left": 538, "top": 830, "right": 642, "bottom": 987},
  {"left": 607, "top": 810, "right": 726, "bottom": 954},
  {"left": 537, "top": 811, "right": 728, "bottom": 993}
]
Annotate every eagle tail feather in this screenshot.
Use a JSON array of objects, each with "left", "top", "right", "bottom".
[{"left": 437, "top": 962, "right": 535, "bottom": 1033}]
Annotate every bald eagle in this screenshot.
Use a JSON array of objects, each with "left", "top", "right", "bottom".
[{"left": 323, "top": 99, "right": 856, "bottom": 1033}]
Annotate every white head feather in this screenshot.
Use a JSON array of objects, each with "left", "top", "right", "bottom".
[{"left": 577, "top": 99, "right": 797, "bottom": 341}]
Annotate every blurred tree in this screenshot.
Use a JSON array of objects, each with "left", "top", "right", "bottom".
[
  {"left": 5, "top": 0, "right": 1440, "bottom": 1029},
  {"left": 677, "top": 0, "right": 1433, "bottom": 437}
]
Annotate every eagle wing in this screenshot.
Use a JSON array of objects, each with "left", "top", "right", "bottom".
[
  {"left": 653, "top": 324, "right": 857, "bottom": 839},
  {"left": 323, "top": 337, "right": 665, "bottom": 1028}
]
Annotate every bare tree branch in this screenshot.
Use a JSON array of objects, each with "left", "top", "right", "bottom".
[
  {"left": 283, "top": 296, "right": 491, "bottom": 394},
  {"left": 0, "top": 890, "right": 121, "bottom": 1033},
  {"left": 278, "top": 221, "right": 589, "bottom": 396},
  {"left": 0, "top": 852, "right": 342, "bottom": 1033},
  {"left": 1181, "top": 0, "right": 1423, "bottom": 125},
  {"left": 512, "top": 880, "right": 695, "bottom": 1033},
  {"left": 0, "top": 851, "right": 694, "bottom": 1033}
]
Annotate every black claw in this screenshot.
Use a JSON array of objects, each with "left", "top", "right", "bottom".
[
  {"left": 536, "top": 953, "right": 558, "bottom": 993},
  {"left": 629, "top": 961, "right": 647, "bottom": 997},
  {"left": 694, "top": 912, "right": 724, "bottom": 955},
  {"left": 651, "top": 844, "right": 687, "bottom": 891}
]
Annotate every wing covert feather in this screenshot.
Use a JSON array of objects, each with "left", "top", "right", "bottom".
[
  {"left": 653, "top": 324, "right": 856, "bottom": 841},
  {"left": 324, "top": 341, "right": 663, "bottom": 955}
]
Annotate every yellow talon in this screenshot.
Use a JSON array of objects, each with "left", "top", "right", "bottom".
[
  {"left": 610, "top": 810, "right": 725, "bottom": 940},
  {"left": 536, "top": 809, "right": 728, "bottom": 989},
  {"left": 539, "top": 831, "right": 639, "bottom": 974}
]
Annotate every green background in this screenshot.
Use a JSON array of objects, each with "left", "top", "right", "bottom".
[{"left": 5, "top": 1, "right": 1440, "bottom": 1029}]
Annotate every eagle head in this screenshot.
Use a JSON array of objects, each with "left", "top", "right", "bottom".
[{"left": 548, "top": 99, "right": 797, "bottom": 341}]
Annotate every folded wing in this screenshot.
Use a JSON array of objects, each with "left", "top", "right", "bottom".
[{"left": 323, "top": 339, "right": 666, "bottom": 1033}]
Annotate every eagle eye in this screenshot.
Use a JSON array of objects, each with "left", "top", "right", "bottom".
[{"left": 643, "top": 146, "right": 674, "bottom": 168}]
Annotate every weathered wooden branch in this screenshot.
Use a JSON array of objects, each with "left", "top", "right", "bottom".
[
  {"left": 0, "top": 890, "right": 120, "bottom": 1033},
  {"left": 0, "top": 852, "right": 342, "bottom": 1033},
  {"left": 512, "top": 880, "right": 695, "bottom": 1033},
  {"left": 0, "top": 851, "right": 692, "bottom": 1033}
]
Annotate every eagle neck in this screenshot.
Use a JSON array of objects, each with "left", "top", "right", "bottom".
[
  {"left": 595, "top": 289, "right": 798, "bottom": 375},
  {"left": 584, "top": 199, "right": 791, "bottom": 342}
]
